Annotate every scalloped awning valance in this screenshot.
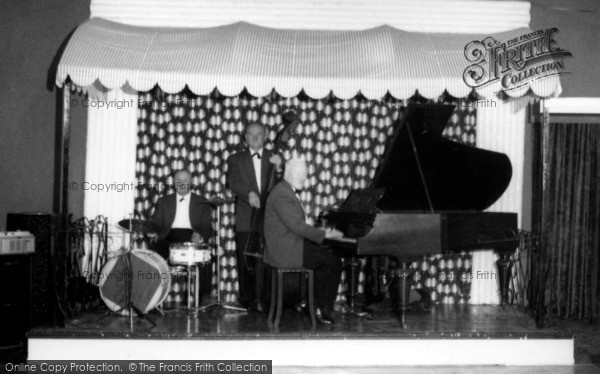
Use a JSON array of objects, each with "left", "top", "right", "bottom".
[{"left": 56, "top": 18, "right": 562, "bottom": 100}]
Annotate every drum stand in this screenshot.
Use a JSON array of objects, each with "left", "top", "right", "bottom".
[
  {"left": 123, "top": 215, "right": 156, "bottom": 331},
  {"left": 184, "top": 263, "right": 201, "bottom": 311},
  {"left": 198, "top": 201, "right": 248, "bottom": 313}
]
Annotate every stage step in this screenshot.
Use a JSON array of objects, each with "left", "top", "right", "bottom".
[{"left": 29, "top": 336, "right": 573, "bottom": 366}]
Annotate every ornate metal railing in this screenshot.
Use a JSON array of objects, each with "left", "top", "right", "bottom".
[
  {"left": 509, "top": 230, "right": 549, "bottom": 327},
  {"left": 54, "top": 215, "right": 109, "bottom": 319}
]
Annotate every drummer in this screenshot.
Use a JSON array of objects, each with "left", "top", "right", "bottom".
[{"left": 151, "top": 169, "right": 214, "bottom": 301}]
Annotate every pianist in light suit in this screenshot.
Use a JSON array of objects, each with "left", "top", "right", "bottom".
[
  {"left": 151, "top": 169, "right": 214, "bottom": 300},
  {"left": 264, "top": 157, "right": 344, "bottom": 324}
]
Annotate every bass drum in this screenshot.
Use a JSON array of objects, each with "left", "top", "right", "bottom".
[{"left": 99, "top": 249, "right": 171, "bottom": 315}]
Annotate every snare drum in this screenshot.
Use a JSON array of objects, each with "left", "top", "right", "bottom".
[
  {"left": 169, "top": 242, "right": 211, "bottom": 266},
  {"left": 99, "top": 249, "right": 171, "bottom": 315}
]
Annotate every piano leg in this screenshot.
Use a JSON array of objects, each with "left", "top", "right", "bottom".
[
  {"left": 496, "top": 253, "right": 513, "bottom": 306},
  {"left": 365, "top": 256, "right": 387, "bottom": 304},
  {"left": 391, "top": 262, "right": 412, "bottom": 329},
  {"left": 343, "top": 257, "right": 372, "bottom": 320},
  {"left": 347, "top": 257, "right": 361, "bottom": 309}
]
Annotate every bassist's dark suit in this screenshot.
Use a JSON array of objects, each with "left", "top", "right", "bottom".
[{"left": 227, "top": 148, "right": 278, "bottom": 310}]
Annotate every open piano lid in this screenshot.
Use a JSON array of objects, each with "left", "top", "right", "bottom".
[{"left": 371, "top": 103, "right": 513, "bottom": 212}]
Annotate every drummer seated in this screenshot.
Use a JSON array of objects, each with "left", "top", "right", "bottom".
[{"left": 150, "top": 170, "right": 214, "bottom": 301}]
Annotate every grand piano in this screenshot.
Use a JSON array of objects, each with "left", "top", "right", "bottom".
[{"left": 322, "top": 103, "right": 518, "bottom": 325}]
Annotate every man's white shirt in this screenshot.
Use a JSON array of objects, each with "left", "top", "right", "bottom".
[
  {"left": 251, "top": 148, "right": 263, "bottom": 193},
  {"left": 171, "top": 193, "right": 192, "bottom": 229}
]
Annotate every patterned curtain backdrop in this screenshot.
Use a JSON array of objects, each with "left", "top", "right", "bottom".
[{"left": 135, "top": 88, "right": 477, "bottom": 304}]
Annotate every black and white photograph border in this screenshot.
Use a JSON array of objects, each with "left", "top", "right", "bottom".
[{"left": 1, "top": 0, "right": 600, "bottom": 372}]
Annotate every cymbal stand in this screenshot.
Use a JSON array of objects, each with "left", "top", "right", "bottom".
[
  {"left": 122, "top": 213, "right": 156, "bottom": 331},
  {"left": 199, "top": 198, "right": 248, "bottom": 313}
]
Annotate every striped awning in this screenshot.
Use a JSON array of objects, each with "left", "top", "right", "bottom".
[{"left": 56, "top": 18, "right": 562, "bottom": 99}]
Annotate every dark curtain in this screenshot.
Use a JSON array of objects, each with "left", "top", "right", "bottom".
[
  {"left": 135, "top": 88, "right": 477, "bottom": 304},
  {"left": 543, "top": 122, "right": 600, "bottom": 319}
]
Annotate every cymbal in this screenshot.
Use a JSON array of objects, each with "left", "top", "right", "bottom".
[{"left": 118, "top": 219, "right": 160, "bottom": 233}]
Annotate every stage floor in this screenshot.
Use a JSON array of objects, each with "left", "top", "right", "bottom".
[{"left": 30, "top": 303, "right": 568, "bottom": 340}]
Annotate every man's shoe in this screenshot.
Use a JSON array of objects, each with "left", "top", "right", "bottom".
[
  {"left": 294, "top": 300, "right": 308, "bottom": 313},
  {"left": 315, "top": 307, "right": 334, "bottom": 325}
]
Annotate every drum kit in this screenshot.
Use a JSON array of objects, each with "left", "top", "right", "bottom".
[{"left": 97, "top": 196, "right": 237, "bottom": 330}]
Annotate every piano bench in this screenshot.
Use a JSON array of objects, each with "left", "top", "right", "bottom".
[{"left": 268, "top": 267, "right": 316, "bottom": 329}]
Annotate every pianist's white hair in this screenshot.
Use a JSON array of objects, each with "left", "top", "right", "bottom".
[{"left": 284, "top": 157, "right": 307, "bottom": 181}]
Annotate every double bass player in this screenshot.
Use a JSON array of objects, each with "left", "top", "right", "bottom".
[{"left": 226, "top": 113, "right": 297, "bottom": 311}]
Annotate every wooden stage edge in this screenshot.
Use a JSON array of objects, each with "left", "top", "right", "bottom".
[{"left": 28, "top": 305, "right": 574, "bottom": 366}]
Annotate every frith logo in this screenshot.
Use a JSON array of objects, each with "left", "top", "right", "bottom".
[{"left": 463, "top": 28, "right": 572, "bottom": 92}]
